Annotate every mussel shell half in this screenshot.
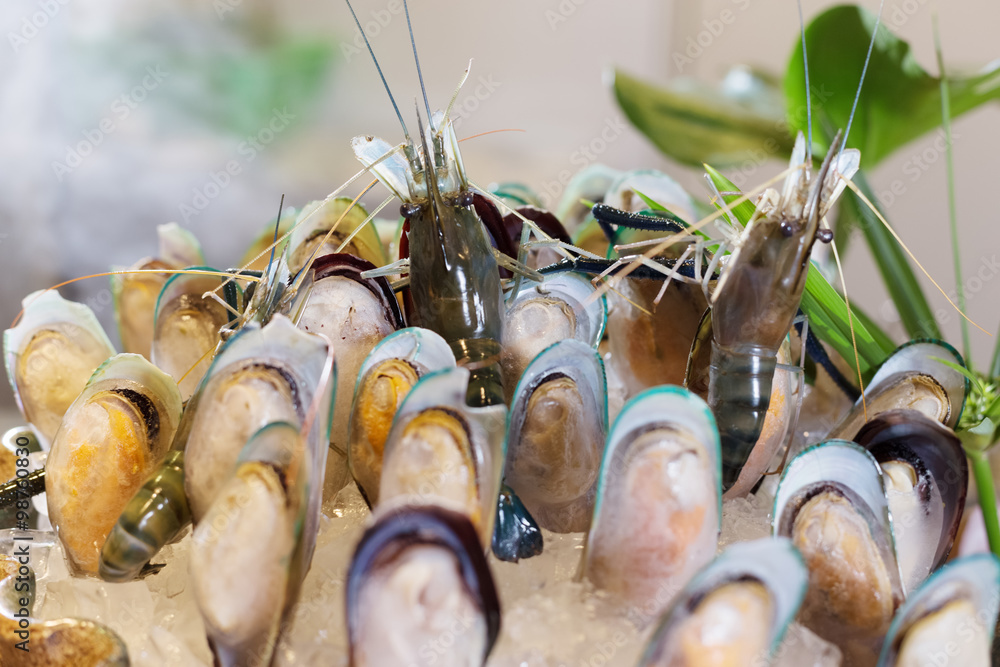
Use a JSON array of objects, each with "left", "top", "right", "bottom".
[
  {"left": 501, "top": 273, "right": 607, "bottom": 402},
  {"left": 379, "top": 367, "right": 506, "bottom": 546},
  {"left": 855, "top": 409, "right": 967, "bottom": 593},
  {"left": 584, "top": 386, "right": 721, "bottom": 613},
  {"left": 348, "top": 327, "right": 456, "bottom": 506},
  {"left": 183, "top": 315, "right": 330, "bottom": 523},
  {"left": 46, "top": 353, "right": 182, "bottom": 575},
  {"left": 505, "top": 339, "right": 607, "bottom": 533},
  {"left": 287, "top": 198, "right": 388, "bottom": 273},
  {"left": 297, "top": 253, "right": 402, "bottom": 495},
  {"left": 826, "top": 339, "right": 967, "bottom": 444},
  {"left": 346, "top": 505, "right": 501, "bottom": 667},
  {"left": 191, "top": 454, "right": 297, "bottom": 666},
  {"left": 878, "top": 554, "right": 1000, "bottom": 667},
  {"left": 555, "top": 163, "right": 622, "bottom": 232},
  {"left": 151, "top": 267, "right": 239, "bottom": 400},
  {"left": 639, "top": 537, "right": 807, "bottom": 667},
  {"left": 4, "top": 290, "right": 116, "bottom": 446},
  {"left": 774, "top": 440, "right": 904, "bottom": 645}
]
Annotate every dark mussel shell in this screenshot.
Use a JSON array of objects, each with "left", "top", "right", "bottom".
[
  {"left": 346, "top": 506, "right": 501, "bottom": 666},
  {"left": 854, "top": 409, "right": 967, "bottom": 576}
]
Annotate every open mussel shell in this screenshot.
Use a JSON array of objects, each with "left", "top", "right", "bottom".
[
  {"left": 151, "top": 266, "right": 241, "bottom": 400},
  {"left": 501, "top": 272, "right": 606, "bottom": 403},
  {"left": 183, "top": 315, "right": 331, "bottom": 523},
  {"left": 4, "top": 290, "right": 116, "bottom": 446},
  {"left": 287, "top": 197, "right": 388, "bottom": 273},
  {"left": 45, "top": 353, "right": 182, "bottom": 576},
  {"left": 583, "top": 386, "right": 721, "bottom": 615},
  {"left": 296, "top": 253, "right": 402, "bottom": 496},
  {"left": 378, "top": 367, "right": 506, "bottom": 546},
  {"left": 855, "top": 409, "right": 967, "bottom": 594},
  {"left": 877, "top": 554, "right": 1000, "bottom": 667},
  {"left": 191, "top": 421, "right": 309, "bottom": 667},
  {"left": 112, "top": 222, "right": 204, "bottom": 359},
  {"left": 0, "top": 616, "right": 129, "bottom": 666},
  {"left": 505, "top": 339, "right": 607, "bottom": 533},
  {"left": 639, "top": 537, "right": 807, "bottom": 667},
  {"left": 346, "top": 505, "right": 501, "bottom": 667},
  {"left": 555, "top": 163, "right": 622, "bottom": 233},
  {"left": 774, "top": 440, "right": 905, "bottom": 659},
  {"left": 830, "top": 339, "right": 967, "bottom": 440},
  {"left": 348, "top": 327, "right": 457, "bottom": 506}
]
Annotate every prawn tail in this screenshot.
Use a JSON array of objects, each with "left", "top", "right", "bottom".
[{"left": 707, "top": 342, "right": 775, "bottom": 491}]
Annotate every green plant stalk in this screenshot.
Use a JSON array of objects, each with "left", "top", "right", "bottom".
[
  {"left": 934, "top": 18, "right": 970, "bottom": 366},
  {"left": 970, "top": 449, "right": 1000, "bottom": 556},
  {"left": 847, "top": 170, "right": 941, "bottom": 340}
]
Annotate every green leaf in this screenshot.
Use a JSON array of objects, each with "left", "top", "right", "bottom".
[
  {"left": 786, "top": 5, "right": 1000, "bottom": 165},
  {"left": 959, "top": 416, "right": 998, "bottom": 453},
  {"left": 614, "top": 69, "right": 796, "bottom": 168},
  {"left": 845, "top": 171, "right": 941, "bottom": 339},
  {"left": 800, "top": 267, "right": 892, "bottom": 378},
  {"left": 932, "top": 357, "right": 987, "bottom": 398},
  {"left": 703, "top": 165, "right": 759, "bottom": 226}
]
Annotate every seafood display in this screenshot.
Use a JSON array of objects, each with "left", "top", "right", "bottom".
[{"left": 2, "top": 2, "right": 997, "bottom": 666}]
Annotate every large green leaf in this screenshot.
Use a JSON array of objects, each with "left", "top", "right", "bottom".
[
  {"left": 614, "top": 69, "right": 795, "bottom": 168},
  {"left": 786, "top": 5, "right": 1000, "bottom": 164}
]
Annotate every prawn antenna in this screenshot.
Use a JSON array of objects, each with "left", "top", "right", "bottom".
[
  {"left": 841, "top": 0, "right": 886, "bottom": 156},
  {"left": 265, "top": 193, "right": 285, "bottom": 277},
  {"left": 344, "top": 0, "right": 414, "bottom": 149},
  {"left": 796, "top": 0, "right": 812, "bottom": 163},
  {"left": 403, "top": 0, "right": 434, "bottom": 131}
]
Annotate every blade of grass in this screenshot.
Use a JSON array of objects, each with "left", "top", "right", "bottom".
[
  {"left": 970, "top": 450, "right": 1000, "bottom": 556},
  {"left": 846, "top": 170, "right": 941, "bottom": 340},
  {"left": 934, "top": 17, "right": 970, "bottom": 366}
]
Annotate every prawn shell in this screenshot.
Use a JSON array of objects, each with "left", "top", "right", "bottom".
[
  {"left": 287, "top": 197, "right": 388, "bottom": 273},
  {"left": 379, "top": 367, "right": 506, "bottom": 546},
  {"left": 584, "top": 386, "right": 721, "bottom": 611},
  {"left": 505, "top": 339, "right": 607, "bottom": 533},
  {"left": 3, "top": 290, "right": 116, "bottom": 447},
  {"left": 99, "top": 449, "right": 189, "bottom": 583},
  {"left": 500, "top": 206, "right": 572, "bottom": 270},
  {"left": 45, "top": 353, "right": 182, "bottom": 575},
  {"left": 183, "top": 315, "right": 331, "bottom": 523},
  {"left": 639, "top": 537, "right": 807, "bottom": 666},
  {"left": 346, "top": 505, "right": 501, "bottom": 666},
  {"left": 877, "top": 554, "right": 1000, "bottom": 667},
  {"left": 773, "top": 440, "right": 905, "bottom": 649},
  {"left": 348, "top": 327, "right": 457, "bottom": 506},
  {"left": 151, "top": 266, "right": 241, "bottom": 400},
  {"left": 855, "top": 409, "right": 967, "bottom": 592}
]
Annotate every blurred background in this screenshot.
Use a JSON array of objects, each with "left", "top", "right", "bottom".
[{"left": 2, "top": 0, "right": 999, "bottom": 415}]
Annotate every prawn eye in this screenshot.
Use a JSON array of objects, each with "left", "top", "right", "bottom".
[
  {"left": 817, "top": 228, "right": 834, "bottom": 244},
  {"left": 400, "top": 202, "right": 420, "bottom": 218},
  {"left": 779, "top": 220, "right": 796, "bottom": 237},
  {"left": 456, "top": 191, "right": 475, "bottom": 207}
]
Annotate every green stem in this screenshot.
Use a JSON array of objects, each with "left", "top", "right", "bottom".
[
  {"left": 970, "top": 450, "right": 1000, "bottom": 557},
  {"left": 934, "top": 18, "right": 971, "bottom": 367}
]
